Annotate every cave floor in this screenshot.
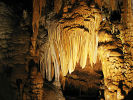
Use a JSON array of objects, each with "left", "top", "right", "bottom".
[
  {"left": 0, "top": 62, "right": 104, "bottom": 100},
  {"left": 62, "top": 65, "right": 103, "bottom": 100}
]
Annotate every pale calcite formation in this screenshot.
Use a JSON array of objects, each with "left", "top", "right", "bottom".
[
  {"left": 40, "top": 1, "right": 102, "bottom": 79},
  {"left": 33, "top": 0, "right": 133, "bottom": 99}
]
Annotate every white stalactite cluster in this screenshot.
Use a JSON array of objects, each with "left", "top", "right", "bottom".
[{"left": 40, "top": 2, "right": 102, "bottom": 82}]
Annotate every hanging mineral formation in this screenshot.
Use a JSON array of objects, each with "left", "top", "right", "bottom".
[
  {"left": 31, "top": 0, "right": 46, "bottom": 57},
  {"left": 40, "top": 1, "right": 102, "bottom": 79}
]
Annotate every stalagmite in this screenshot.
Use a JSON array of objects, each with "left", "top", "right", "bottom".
[{"left": 29, "top": 66, "right": 44, "bottom": 100}]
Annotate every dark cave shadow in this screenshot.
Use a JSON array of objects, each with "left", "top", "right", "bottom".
[
  {"left": 0, "top": 73, "right": 16, "bottom": 100},
  {"left": 124, "top": 88, "right": 133, "bottom": 100}
]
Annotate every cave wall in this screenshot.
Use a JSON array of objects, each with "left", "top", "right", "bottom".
[
  {"left": 0, "top": 1, "right": 32, "bottom": 72},
  {"left": 0, "top": 1, "right": 32, "bottom": 99}
]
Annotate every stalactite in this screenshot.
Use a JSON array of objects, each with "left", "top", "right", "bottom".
[
  {"left": 31, "top": 0, "right": 46, "bottom": 57},
  {"left": 40, "top": 2, "right": 102, "bottom": 77},
  {"left": 41, "top": 6, "right": 101, "bottom": 82},
  {"left": 54, "top": 0, "right": 62, "bottom": 14},
  {"left": 50, "top": 43, "right": 60, "bottom": 81},
  {"left": 71, "top": 0, "right": 76, "bottom": 4},
  {"left": 110, "top": 0, "right": 118, "bottom": 11},
  {"left": 132, "top": 0, "right": 133, "bottom": 14},
  {"left": 46, "top": 48, "right": 52, "bottom": 81},
  {"left": 36, "top": 1, "right": 133, "bottom": 99}
]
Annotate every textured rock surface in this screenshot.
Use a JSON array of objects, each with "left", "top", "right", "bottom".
[
  {"left": 0, "top": 1, "right": 31, "bottom": 100},
  {"left": 38, "top": 0, "right": 133, "bottom": 99}
]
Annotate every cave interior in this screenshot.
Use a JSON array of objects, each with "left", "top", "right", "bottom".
[{"left": 0, "top": 0, "right": 133, "bottom": 100}]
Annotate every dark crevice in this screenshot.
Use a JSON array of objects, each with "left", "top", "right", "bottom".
[
  {"left": 109, "top": 48, "right": 123, "bottom": 55},
  {"left": 98, "top": 41, "right": 115, "bottom": 46},
  {"left": 1, "top": 0, "right": 32, "bottom": 16},
  {"left": 62, "top": 13, "right": 82, "bottom": 20},
  {"left": 63, "top": 24, "right": 89, "bottom": 32},
  {"left": 99, "top": 29, "right": 112, "bottom": 35},
  {"left": 110, "top": 10, "right": 121, "bottom": 23}
]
